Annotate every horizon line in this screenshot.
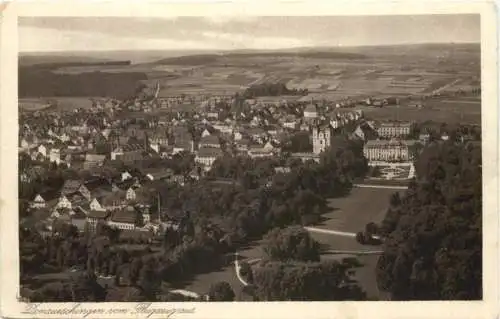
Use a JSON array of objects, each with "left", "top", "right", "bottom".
[{"left": 19, "top": 41, "right": 481, "bottom": 54}]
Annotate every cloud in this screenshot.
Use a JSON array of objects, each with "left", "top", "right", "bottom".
[
  {"left": 202, "top": 15, "right": 259, "bottom": 26},
  {"left": 19, "top": 26, "right": 220, "bottom": 52},
  {"left": 201, "top": 31, "right": 312, "bottom": 49}
]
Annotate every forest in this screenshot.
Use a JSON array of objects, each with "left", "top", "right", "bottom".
[
  {"left": 242, "top": 83, "right": 308, "bottom": 98},
  {"left": 19, "top": 66, "right": 147, "bottom": 99},
  {"left": 376, "top": 140, "right": 482, "bottom": 300}
]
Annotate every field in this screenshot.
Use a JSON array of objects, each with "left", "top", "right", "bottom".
[
  {"left": 358, "top": 95, "right": 481, "bottom": 124},
  {"left": 19, "top": 97, "right": 98, "bottom": 111},
  {"left": 19, "top": 44, "right": 480, "bottom": 112}
]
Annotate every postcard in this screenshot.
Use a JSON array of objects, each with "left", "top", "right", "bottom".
[{"left": 0, "top": 1, "right": 498, "bottom": 318}]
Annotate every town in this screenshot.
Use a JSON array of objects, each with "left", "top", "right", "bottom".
[{"left": 17, "top": 16, "right": 482, "bottom": 303}]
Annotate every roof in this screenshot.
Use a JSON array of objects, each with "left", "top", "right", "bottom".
[
  {"left": 87, "top": 210, "right": 109, "bottom": 219},
  {"left": 199, "top": 134, "right": 220, "bottom": 145},
  {"left": 61, "top": 180, "right": 82, "bottom": 194},
  {"left": 113, "top": 144, "right": 144, "bottom": 153},
  {"left": 33, "top": 188, "right": 61, "bottom": 202},
  {"left": 110, "top": 206, "right": 137, "bottom": 224},
  {"left": 377, "top": 121, "right": 412, "bottom": 128},
  {"left": 85, "top": 154, "right": 106, "bottom": 162},
  {"left": 197, "top": 147, "right": 223, "bottom": 158},
  {"left": 304, "top": 104, "right": 317, "bottom": 113},
  {"left": 364, "top": 140, "right": 418, "bottom": 147}
]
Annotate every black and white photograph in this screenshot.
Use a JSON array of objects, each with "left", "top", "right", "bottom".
[{"left": 1, "top": 2, "right": 498, "bottom": 318}]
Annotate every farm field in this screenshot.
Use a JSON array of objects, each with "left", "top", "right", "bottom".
[
  {"left": 359, "top": 97, "right": 481, "bottom": 124},
  {"left": 19, "top": 97, "right": 103, "bottom": 111}
]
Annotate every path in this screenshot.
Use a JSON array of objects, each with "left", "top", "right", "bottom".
[
  {"left": 304, "top": 226, "right": 381, "bottom": 240},
  {"left": 354, "top": 184, "right": 408, "bottom": 190}
]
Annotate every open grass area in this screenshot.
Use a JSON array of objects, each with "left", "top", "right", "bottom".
[{"left": 318, "top": 187, "right": 400, "bottom": 233}]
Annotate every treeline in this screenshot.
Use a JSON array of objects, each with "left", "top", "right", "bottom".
[
  {"left": 376, "top": 141, "right": 482, "bottom": 300},
  {"left": 152, "top": 51, "right": 367, "bottom": 66},
  {"left": 19, "top": 67, "right": 147, "bottom": 99},
  {"left": 243, "top": 83, "right": 308, "bottom": 98},
  {"left": 20, "top": 60, "right": 131, "bottom": 70}
]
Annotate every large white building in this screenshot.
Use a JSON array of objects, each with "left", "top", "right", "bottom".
[
  {"left": 363, "top": 140, "right": 417, "bottom": 162},
  {"left": 376, "top": 122, "right": 412, "bottom": 138}
]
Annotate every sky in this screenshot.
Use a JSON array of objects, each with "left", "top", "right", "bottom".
[{"left": 19, "top": 15, "right": 480, "bottom": 52}]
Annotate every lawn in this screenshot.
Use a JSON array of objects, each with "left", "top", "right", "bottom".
[{"left": 318, "top": 187, "right": 400, "bottom": 233}]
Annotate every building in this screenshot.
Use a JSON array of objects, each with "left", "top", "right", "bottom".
[
  {"left": 303, "top": 103, "right": 318, "bottom": 119},
  {"left": 86, "top": 210, "right": 110, "bottom": 232},
  {"left": 199, "top": 134, "right": 221, "bottom": 149},
  {"left": 83, "top": 154, "right": 106, "bottom": 170},
  {"left": 376, "top": 122, "right": 411, "bottom": 138},
  {"left": 363, "top": 140, "right": 417, "bottom": 162},
  {"left": 312, "top": 125, "right": 332, "bottom": 155},
  {"left": 111, "top": 144, "right": 145, "bottom": 163},
  {"left": 107, "top": 206, "right": 138, "bottom": 230},
  {"left": 195, "top": 147, "right": 223, "bottom": 169}
]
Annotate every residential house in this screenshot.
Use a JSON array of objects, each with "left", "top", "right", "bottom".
[
  {"left": 199, "top": 134, "right": 220, "bottom": 149},
  {"left": 30, "top": 189, "right": 60, "bottom": 209},
  {"left": 111, "top": 144, "right": 145, "bottom": 163},
  {"left": 195, "top": 147, "right": 223, "bottom": 170},
  {"left": 83, "top": 154, "right": 106, "bottom": 170},
  {"left": 303, "top": 103, "right": 318, "bottom": 119},
  {"left": 86, "top": 210, "right": 110, "bottom": 232}
]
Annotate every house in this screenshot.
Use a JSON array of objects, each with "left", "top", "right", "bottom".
[
  {"left": 126, "top": 187, "right": 139, "bottom": 201},
  {"left": 86, "top": 210, "right": 110, "bottom": 232},
  {"left": 107, "top": 206, "right": 138, "bottom": 230},
  {"left": 149, "top": 130, "right": 169, "bottom": 146},
  {"left": 233, "top": 131, "right": 243, "bottom": 141},
  {"left": 173, "top": 139, "right": 194, "bottom": 154},
  {"left": 83, "top": 154, "right": 106, "bottom": 170},
  {"left": 199, "top": 134, "right": 220, "bottom": 149},
  {"left": 101, "top": 191, "right": 127, "bottom": 210},
  {"left": 195, "top": 147, "right": 223, "bottom": 169},
  {"left": 235, "top": 138, "right": 251, "bottom": 152},
  {"left": 30, "top": 189, "right": 60, "bottom": 209},
  {"left": 121, "top": 171, "right": 133, "bottom": 182},
  {"left": 111, "top": 144, "right": 145, "bottom": 163},
  {"left": 37, "top": 144, "right": 48, "bottom": 158},
  {"left": 248, "top": 144, "right": 275, "bottom": 158},
  {"left": 201, "top": 129, "right": 211, "bottom": 138},
  {"left": 89, "top": 198, "right": 106, "bottom": 211},
  {"left": 142, "top": 168, "right": 174, "bottom": 181},
  {"left": 303, "top": 103, "right": 318, "bottom": 119},
  {"left": 290, "top": 152, "right": 321, "bottom": 163}
]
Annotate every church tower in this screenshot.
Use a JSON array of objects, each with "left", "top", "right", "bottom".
[{"left": 312, "top": 125, "right": 332, "bottom": 155}]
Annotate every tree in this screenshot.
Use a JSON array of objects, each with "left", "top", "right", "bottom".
[
  {"left": 377, "top": 142, "right": 482, "bottom": 300},
  {"left": 252, "top": 259, "right": 366, "bottom": 301},
  {"left": 208, "top": 281, "right": 235, "bottom": 301},
  {"left": 263, "top": 226, "right": 320, "bottom": 262}
]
